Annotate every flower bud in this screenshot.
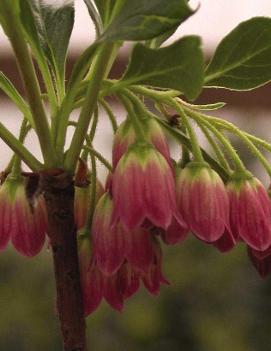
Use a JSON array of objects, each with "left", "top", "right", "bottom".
[
  {"left": 112, "top": 117, "right": 171, "bottom": 168},
  {"left": 0, "top": 176, "right": 47, "bottom": 257},
  {"left": 112, "top": 142, "right": 177, "bottom": 230},
  {"left": 176, "top": 162, "right": 229, "bottom": 242},
  {"left": 228, "top": 175, "right": 271, "bottom": 251}
]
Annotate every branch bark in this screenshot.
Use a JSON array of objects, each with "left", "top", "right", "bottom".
[{"left": 42, "top": 171, "right": 87, "bottom": 351}]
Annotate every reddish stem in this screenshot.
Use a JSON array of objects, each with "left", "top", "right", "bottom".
[{"left": 42, "top": 172, "right": 87, "bottom": 351}]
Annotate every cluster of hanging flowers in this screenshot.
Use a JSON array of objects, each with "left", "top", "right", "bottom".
[
  {"left": 77, "top": 116, "right": 271, "bottom": 315},
  {"left": 1, "top": 111, "right": 271, "bottom": 316}
]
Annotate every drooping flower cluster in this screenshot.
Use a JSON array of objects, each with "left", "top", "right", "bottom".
[
  {"left": 78, "top": 116, "right": 271, "bottom": 315},
  {"left": 1, "top": 114, "right": 271, "bottom": 316}
]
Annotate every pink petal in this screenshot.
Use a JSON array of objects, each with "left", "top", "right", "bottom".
[
  {"left": 103, "top": 274, "right": 124, "bottom": 312},
  {"left": 143, "top": 157, "right": 175, "bottom": 229},
  {"left": 213, "top": 226, "right": 236, "bottom": 252},
  {"left": 92, "top": 194, "right": 125, "bottom": 276},
  {"left": 11, "top": 195, "right": 46, "bottom": 257},
  {"left": 118, "top": 263, "right": 140, "bottom": 299},
  {"left": 124, "top": 228, "right": 154, "bottom": 273},
  {"left": 247, "top": 246, "right": 271, "bottom": 278},
  {"left": 162, "top": 215, "right": 189, "bottom": 245},
  {"left": 82, "top": 262, "right": 103, "bottom": 316},
  {"left": 230, "top": 186, "right": 271, "bottom": 251},
  {"left": 112, "top": 161, "right": 145, "bottom": 230}
]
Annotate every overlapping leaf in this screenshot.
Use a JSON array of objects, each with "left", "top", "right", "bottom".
[
  {"left": 119, "top": 36, "right": 204, "bottom": 100},
  {"left": 205, "top": 17, "right": 271, "bottom": 90},
  {"left": 102, "top": 0, "right": 194, "bottom": 41},
  {"left": 19, "top": 0, "right": 74, "bottom": 80}
]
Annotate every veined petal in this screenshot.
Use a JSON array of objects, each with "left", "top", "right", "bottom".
[
  {"left": 112, "top": 157, "right": 145, "bottom": 230},
  {"left": 213, "top": 226, "right": 236, "bottom": 252},
  {"left": 162, "top": 215, "right": 189, "bottom": 245},
  {"left": 124, "top": 228, "right": 154, "bottom": 273},
  {"left": 11, "top": 187, "right": 46, "bottom": 257},
  {"left": 93, "top": 193, "right": 125, "bottom": 276},
  {"left": 103, "top": 273, "right": 124, "bottom": 312},
  {"left": 177, "top": 164, "right": 228, "bottom": 242},
  {"left": 228, "top": 178, "right": 271, "bottom": 251},
  {"left": 143, "top": 153, "right": 176, "bottom": 229},
  {"left": 83, "top": 261, "right": 103, "bottom": 316}
]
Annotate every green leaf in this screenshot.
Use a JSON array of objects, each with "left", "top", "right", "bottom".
[
  {"left": 83, "top": 1, "right": 103, "bottom": 36},
  {"left": 19, "top": 0, "right": 74, "bottom": 80},
  {"left": 93, "top": 0, "right": 116, "bottom": 26},
  {"left": 182, "top": 101, "right": 226, "bottom": 111},
  {"left": 0, "top": 72, "right": 33, "bottom": 126},
  {"left": 0, "top": 0, "right": 20, "bottom": 36},
  {"left": 67, "top": 42, "right": 99, "bottom": 91},
  {"left": 205, "top": 17, "right": 271, "bottom": 90},
  {"left": 102, "top": 0, "right": 194, "bottom": 41},
  {"left": 119, "top": 36, "right": 204, "bottom": 100}
]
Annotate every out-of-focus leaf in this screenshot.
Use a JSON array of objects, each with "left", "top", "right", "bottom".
[
  {"left": 205, "top": 17, "right": 271, "bottom": 90},
  {"left": 0, "top": 72, "right": 33, "bottom": 125},
  {"left": 94, "top": 0, "right": 116, "bottom": 25},
  {"left": 83, "top": 0, "right": 103, "bottom": 36},
  {"left": 102, "top": 0, "right": 194, "bottom": 41}
]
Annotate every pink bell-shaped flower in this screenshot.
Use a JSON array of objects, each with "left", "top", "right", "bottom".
[
  {"left": 74, "top": 181, "right": 104, "bottom": 230},
  {"left": 92, "top": 193, "right": 125, "bottom": 276},
  {"left": 141, "top": 237, "right": 169, "bottom": 295},
  {"left": 212, "top": 226, "right": 236, "bottom": 252},
  {"left": 78, "top": 236, "right": 103, "bottom": 316},
  {"left": 92, "top": 192, "right": 155, "bottom": 275},
  {"left": 112, "top": 142, "right": 177, "bottom": 230},
  {"left": 74, "top": 158, "right": 104, "bottom": 230},
  {"left": 11, "top": 177, "right": 47, "bottom": 257},
  {"left": 176, "top": 162, "right": 229, "bottom": 242},
  {"left": 112, "top": 118, "right": 171, "bottom": 168},
  {"left": 228, "top": 175, "right": 271, "bottom": 251},
  {"left": 161, "top": 216, "right": 189, "bottom": 245}
]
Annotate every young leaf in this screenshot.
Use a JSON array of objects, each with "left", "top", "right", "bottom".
[
  {"left": 83, "top": 0, "right": 103, "bottom": 35},
  {"left": 101, "top": 0, "right": 194, "bottom": 41},
  {"left": 119, "top": 36, "right": 204, "bottom": 100},
  {"left": 93, "top": 0, "right": 116, "bottom": 26},
  {"left": 0, "top": 0, "right": 20, "bottom": 36},
  {"left": 19, "top": 0, "right": 74, "bottom": 80},
  {"left": 0, "top": 72, "right": 34, "bottom": 125},
  {"left": 205, "top": 17, "right": 271, "bottom": 90},
  {"left": 41, "top": 1, "right": 75, "bottom": 80}
]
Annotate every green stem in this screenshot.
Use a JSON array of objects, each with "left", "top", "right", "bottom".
[
  {"left": 0, "top": 121, "right": 43, "bottom": 171},
  {"left": 11, "top": 118, "right": 30, "bottom": 177},
  {"left": 89, "top": 106, "right": 99, "bottom": 143},
  {"left": 118, "top": 93, "right": 146, "bottom": 141},
  {"left": 199, "top": 123, "right": 231, "bottom": 172},
  {"left": 65, "top": 43, "right": 115, "bottom": 171},
  {"left": 170, "top": 100, "right": 204, "bottom": 162},
  {"left": 55, "top": 43, "right": 99, "bottom": 159},
  {"left": 204, "top": 116, "right": 271, "bottom": 176},
  {"left": 187, "top": 109, "right": 246, "bottom": 173},
  {"left": 2, "top": 5, "right": 56, "bottom": 167},
  {"left": 154, "top": 117, "right": 228, "bottom": 181},
  {"left": 81, "top": 152, "right": 97, "bottom": 237},
  {"left": 99, "top": 99, "right": 118, "bottom": 133},
  {"left": 83, "top": 145, "right": 113, "bottom": 172}
]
